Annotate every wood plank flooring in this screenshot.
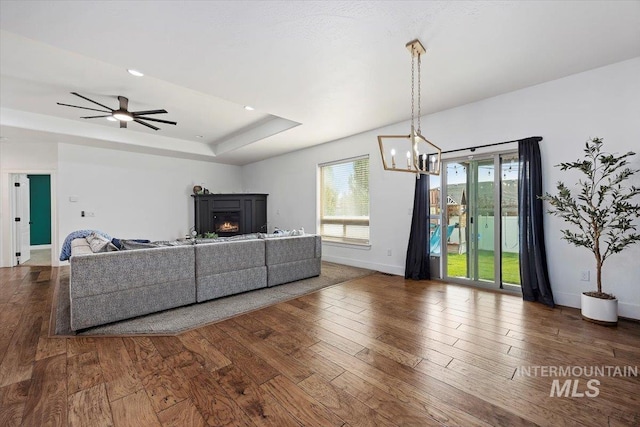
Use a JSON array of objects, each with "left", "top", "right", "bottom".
[{"left": 1, "top": 265, "right": 639, "bottom": 426}]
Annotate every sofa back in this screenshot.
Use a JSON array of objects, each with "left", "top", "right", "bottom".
[
  {"left": 194, "top": 239, "right": 265, "bottom": 275},
  {"left": 70, "top": 245, "right": 196, "bottom": 299},
  {"left": 264, "top": 235, "right": 321, "bottom": 265}
]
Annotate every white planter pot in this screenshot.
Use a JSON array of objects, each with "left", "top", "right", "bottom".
[{"left": 581, "top": 293, "right": 618, "bottom": 325}]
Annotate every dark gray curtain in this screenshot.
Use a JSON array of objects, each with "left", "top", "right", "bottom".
[
  {"left": 405, "top": 175, "right": 431, "bottom": 280},
  {"left": 518, "top": 137, "right": 555, "bottom": 307}
]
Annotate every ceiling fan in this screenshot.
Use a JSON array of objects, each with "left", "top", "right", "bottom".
[{"left": 57, "top": 92, "right": 177, "bottom": 131}]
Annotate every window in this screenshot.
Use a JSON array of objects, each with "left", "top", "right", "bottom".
[{"left": 320, "top": 156, "right": 370, "bottom": 245}]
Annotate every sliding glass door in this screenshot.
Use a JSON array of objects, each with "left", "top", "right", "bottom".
[{"left": 442, "top": 152, "right": 520, "bottom": 290}]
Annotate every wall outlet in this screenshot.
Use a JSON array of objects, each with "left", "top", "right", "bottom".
[
  {"left": 387, "top": 249, "right": 392, "bottom": 256},
  {"left": 580, "top": 270, "right": 590, "bottom": 281}
]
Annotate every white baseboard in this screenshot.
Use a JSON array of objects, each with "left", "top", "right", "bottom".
[
  {"left": 322, "top": 255, "right": 404, "bottom": 276},
  {"left": 553, "top": 292, "right": 581, "bottom": 310},
  {"left": 617, "top": 302, "right": 639, "bottom": 320},
  {"left": 30, "top": 244, "right": 51, "bottom": 250}
]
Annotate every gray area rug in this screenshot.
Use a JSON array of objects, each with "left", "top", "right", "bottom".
[{"left": 53, "top": 261, "right": 373, "bottom": 336}]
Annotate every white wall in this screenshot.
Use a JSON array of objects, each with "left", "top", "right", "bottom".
[
  {"left": 57, "top": 143, "right": 243, "bottom": 262},
  {"left": 0, "top": 141, "right": 58, "bottom": 267},
  {"left": 243, "top": 57, "right": 640, "bottom": 319},
  {"left": 1, "top": 141, "right": 243, "bottom": 267}
]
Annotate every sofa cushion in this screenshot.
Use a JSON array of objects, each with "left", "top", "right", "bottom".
[
  {"left": 118, "top": 239, "right": 191, "bottom": 250},
  {"left": 267, "top": 258, "right": 321, "bottom": 287},
  {"left": 259, "top": 229, "right": 304, "bottom": 239},
  {"left": 196, "top": 266, "right": 267, "bottom": 302},
  {"left": 71, "top": 278, "right": 196, "bottom": 331}
]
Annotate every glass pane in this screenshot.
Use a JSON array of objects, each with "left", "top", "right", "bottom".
[
  {"left": 477, "top": 159, "right": 495, "bottom": 283},
  {"left": 446, "top": 161, "right": 468, "bottom": 279},
  {"left": 501, "top": 154, "right": 520, "bottom": 286},
  {"left": 429, "top": 174, "right": 442, "bottom": 256},
  {"left": 320, "top": 157, "right": 370, "bottom": 244}
]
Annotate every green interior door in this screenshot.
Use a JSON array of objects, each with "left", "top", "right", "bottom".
[{"left": 27, "top": 174, "right": 51, "bottom": 246}]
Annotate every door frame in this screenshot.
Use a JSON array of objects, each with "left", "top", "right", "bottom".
[
  {"left": 440, "top": 151, "right": 521, "bottom": 294},
  {"left": 11, "top": 174, "right": 31, "bottom": 265},
  {"left": 3, "top": 169, "right": 58, "bottom": 267}
]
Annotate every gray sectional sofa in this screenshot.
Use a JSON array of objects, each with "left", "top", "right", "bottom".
[{"left": 69, "top": 234, "right": 321, "bottom": 331}]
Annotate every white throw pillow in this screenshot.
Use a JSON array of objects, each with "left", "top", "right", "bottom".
[{"left": 85, "top": 233, "right": 114, "bottom": 253}]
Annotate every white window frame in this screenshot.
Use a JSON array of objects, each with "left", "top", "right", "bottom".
[{"left": 318, "top": 155, "right": 370, "bottom": 246}]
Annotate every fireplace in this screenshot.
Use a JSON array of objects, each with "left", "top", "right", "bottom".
[
  {"left": 212, "top": 212, "right": 241, "bottom": 235},
  {"left": 193, "top": 194, "right": 267, "bottom": 237}
]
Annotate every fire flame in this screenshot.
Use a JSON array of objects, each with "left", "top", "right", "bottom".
[{"left": 219, "top": 221, "right": 239, "bottom": 232}]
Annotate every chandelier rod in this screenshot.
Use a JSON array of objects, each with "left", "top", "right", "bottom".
[
  {"left": 417, "top": 53, "right": 421, "bottom": 134},
  {"left": 410, "top": 46, "right": 415, "bottom": 133}
]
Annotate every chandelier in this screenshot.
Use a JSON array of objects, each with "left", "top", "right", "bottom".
[{"left": 378, "top": 39, "right": 441, "bottom": 176}]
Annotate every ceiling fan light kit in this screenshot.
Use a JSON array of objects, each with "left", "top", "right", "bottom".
[
  {"left": 56, "top": 92, "right": 177, "bottom": 131},
  {"left": 127, "top": 69, "right": 144, "bottom": 77},
  {"left": 378, "top": 39, "right": 442, "bottom": 177},
  {"left": 112, "top": 111, "right": 133, "bottom": 122}
]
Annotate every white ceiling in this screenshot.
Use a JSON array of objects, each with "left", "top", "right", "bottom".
[{"left": 1, "top": 1, "right": 639, "bottom": 165}]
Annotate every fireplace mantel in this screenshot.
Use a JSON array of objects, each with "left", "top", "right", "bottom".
[{"left": 192, "top": 193, "right": 268, "bottom": 236}]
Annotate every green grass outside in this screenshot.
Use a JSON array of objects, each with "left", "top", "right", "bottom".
[{"left": 447, "top": 250, "right": 520, "bottom": 285}]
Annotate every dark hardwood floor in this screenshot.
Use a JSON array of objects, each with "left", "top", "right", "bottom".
[{"left": 1, "top": 265, "right": 638, "bottom": 426}]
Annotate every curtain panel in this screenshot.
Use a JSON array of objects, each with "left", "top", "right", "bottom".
[
  {"left": 405, "top": 175, "right": 431, "bottom": 280},
  {"left": 518, "top": 137, "right": 555, "bottom": 307}
]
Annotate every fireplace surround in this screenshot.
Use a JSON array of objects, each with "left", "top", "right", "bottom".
[{"left": 193, "top": 193, "right": 267, "bottom": 237}]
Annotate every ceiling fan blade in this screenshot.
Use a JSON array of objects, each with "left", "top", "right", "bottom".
[
  {"left": 131, "top": 109, "right": 167, "bottom": 115},
  {"left": 70, "top": 92, "right": 114, "bottom": 111},
  {"left": 118, "top": 96, "right": 129, "bottom": 111},
  {"left": 134, "top": 119, "right": 160, "bottom": 131},
  {"left": 134, "top": 117, "right": 177, "bottom": 125},
  {"left": 56, "top": 102, "right": 111, "bottom": 113},
  {"left": 120, "top": 121, "right": 127, "bottom": 129},
  {"left": 80, "top": 115, "right": 112, "bottom": 119}
]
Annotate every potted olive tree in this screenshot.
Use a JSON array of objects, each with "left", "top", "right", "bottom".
[{"left": 542, "top": 137, "right": 640, "bottom": 325}]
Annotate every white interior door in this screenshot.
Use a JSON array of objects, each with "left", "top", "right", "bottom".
[{"left": 12, "top": 174, "right": 31, "bottom": 265}]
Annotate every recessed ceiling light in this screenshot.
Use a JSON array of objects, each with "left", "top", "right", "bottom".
[
  {"left": 106, "top": 116, "right": 117, "bottom": 122},
  {"left": 127, "top": 69, "right": 144, "bottom": 77},
  {"left": 244, "top": 105, "right": 254, "bottom": 111}
]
